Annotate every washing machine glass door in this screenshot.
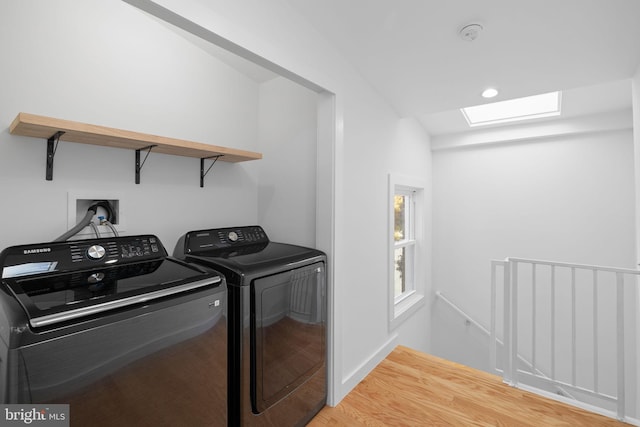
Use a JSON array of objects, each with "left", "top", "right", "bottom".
[{"left": 251, "top": 261, "right": 326, "bottom": 413}]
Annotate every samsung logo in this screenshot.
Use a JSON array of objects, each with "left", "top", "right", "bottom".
[{"left": 23, "top": 248, "right": 51, "bottom": 255}]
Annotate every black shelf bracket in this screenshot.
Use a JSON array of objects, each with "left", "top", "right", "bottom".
[
  {"left": 135, "top": 145, "right": 157, "bottom": 184},
  {"left": 200, "top": 155, "right": 223, "bottom": 188},
  {"left": 46, "top": 131, "right": 65, "bottom": 181}
]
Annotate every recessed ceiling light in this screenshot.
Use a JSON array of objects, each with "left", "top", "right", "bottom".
[
  {"left": 481, "top": 88, "right": 498, "bottom": 98},
  {"left": 461, "top": 91, "right": 562, "bottom": 127}
]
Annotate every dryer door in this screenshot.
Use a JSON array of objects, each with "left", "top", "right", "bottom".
[{"left": 251, "top": 261, "right": 326, "bottom": 413}]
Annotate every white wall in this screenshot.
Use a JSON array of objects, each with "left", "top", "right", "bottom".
[
  {"left": 0, "top": 0, "right": 262, "bottom": 250},
  {"left": 632, "top": 64, "right": 640, "bottom": 421},
  {"left": 388, "top": 118, "right": 433, "bottom": 353},
  {"left": 258, "top": 77, "right": 317, "bottom": 247},
  {"left": 130, "top": 0, "right": 433, "bottom": 404},
  {"left": 0, "top": 0, "right": 434, "bottom": 406},
  {"left": 431, "top": 119, "right": 636, "bottom": 401},
  {"left": 634, "top": 71, "right": 640, "bottom": 265}
]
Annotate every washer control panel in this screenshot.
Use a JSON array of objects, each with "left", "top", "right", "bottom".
[
  {"left": 70, "top": 235, "right": 163, "bottom": 264},
  {"left": 0, "top": 235, "right": 167, "bottom": 279}
]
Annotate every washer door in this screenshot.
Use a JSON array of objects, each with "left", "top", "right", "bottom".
[{"left": 251, "top": 261, "right": 326, "bottom": 413}]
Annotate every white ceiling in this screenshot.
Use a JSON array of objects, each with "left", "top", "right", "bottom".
[
  {"left": 149, "top": 0, "right": 640, "bottom": 135},
  {"left": 421, "top": 79, "right": 632, "bottom": 135},
  {"left": 283, "top": 0, "right": 640, "bottom": 134}
]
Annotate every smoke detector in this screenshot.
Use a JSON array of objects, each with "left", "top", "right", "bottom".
[{"left": 459, "top": 23, "right": 483, "bottom": 41}]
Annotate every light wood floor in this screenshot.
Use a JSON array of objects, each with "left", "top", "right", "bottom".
[{"left": 308, "top": 345, "right": 631, "bottom": 426}]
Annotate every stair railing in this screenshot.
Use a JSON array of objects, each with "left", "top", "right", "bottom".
[
  {"left": 435, "top": 289, "right": 573, "bottom": 399},
  {"left": 492, "top": 257, "right": 638, "bottom": 423}
]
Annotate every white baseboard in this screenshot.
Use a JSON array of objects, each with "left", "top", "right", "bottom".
[{"left": 337, "top": 334, "right": 399, "bottom": 402}]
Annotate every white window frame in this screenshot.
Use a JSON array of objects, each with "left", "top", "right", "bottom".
[
  {"left": 388, "top": 173, "right": 426, "bottom": 330},
  {"left": 394, "top": 187, "right": 417, "bottom": 303}
]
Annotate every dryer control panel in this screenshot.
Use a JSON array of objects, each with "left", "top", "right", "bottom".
[{"left": 183, "top": 226, "right": 269, "bottom": 254}]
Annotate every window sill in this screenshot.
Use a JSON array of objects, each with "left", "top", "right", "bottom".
[{"left": 390, "top": 292, "right": 425, "bottom": 330}]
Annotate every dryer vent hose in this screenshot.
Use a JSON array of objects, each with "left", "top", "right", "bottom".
[{"left": 54, "top": 200, "right": 116, "bottom": 242}]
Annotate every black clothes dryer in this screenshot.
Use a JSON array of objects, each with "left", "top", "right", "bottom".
[
  {"left": 174, "top": 226, "right": 327, "bottom": 427},
  {"left": 0, "top": 235, "right": 228, "bottom": 426}
]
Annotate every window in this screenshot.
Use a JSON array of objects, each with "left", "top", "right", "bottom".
[
  {"left": 388, "top": 174, "right": 426, "bottom": 329},
  {"left": 460, "top": 91, "right": 561, "bottom": 127},
  {"left": 393, "top": 189, "right": 416, "bottom": 300}
]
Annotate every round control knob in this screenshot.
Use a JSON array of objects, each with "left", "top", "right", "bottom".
[
  {"left": 87, "top": 245, "right": 106, "bottom": 260},
  {"left": 228, "top": 231, "right": 239, "bottom": 242}
]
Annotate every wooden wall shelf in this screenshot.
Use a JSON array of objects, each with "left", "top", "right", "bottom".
[{"left": 9, "top": 112, "right": 262, "bottom": 185}]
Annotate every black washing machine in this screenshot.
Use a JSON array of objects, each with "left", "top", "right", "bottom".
[
  {"left": 0, "top": 235, "right": 228, "bottom": 426},
  {"left": 174, "top": 226, "right": 327, "bottom": 427}
]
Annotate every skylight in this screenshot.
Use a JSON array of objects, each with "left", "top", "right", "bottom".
[{"left": 461, "top": 91, "right": 561, "bottom": 127}]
